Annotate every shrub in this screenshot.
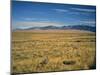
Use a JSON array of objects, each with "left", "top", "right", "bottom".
[{"left": 63, "top": 60, "right": 76, "bottom": 65}]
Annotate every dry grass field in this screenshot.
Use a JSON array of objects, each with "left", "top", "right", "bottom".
[{"left": 12, "top": 30, "right": 96, "bottom": 74}]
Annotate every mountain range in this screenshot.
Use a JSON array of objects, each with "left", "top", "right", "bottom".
[{"left": 14, "top": 25, "right": 96, "bottom": 32}]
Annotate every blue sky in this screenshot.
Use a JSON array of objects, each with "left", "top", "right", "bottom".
[{"left": 12, "top": 1, "right": 96, "bottom": 29}]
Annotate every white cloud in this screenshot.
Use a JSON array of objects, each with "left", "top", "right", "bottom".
[
  {"left": 71, "top": 8, "right": 96, "bottom": 13},
  {"left": 79, "top": 20, "right": 96, "bottom": 26},
  {"left": 21, "top": 17, "right": 51, "bottom": 22},
  {"left": 23, "top": 17, "right": 36, "bottom": 21},
  {"left": 13, "top": 21, "right": 63, "bottom": 29},
  {"left": 53, "top": 9, "right": 68, "bottom": 13}
]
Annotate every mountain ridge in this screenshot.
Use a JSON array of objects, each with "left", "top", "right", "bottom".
[{"left": 14, "top": 25, "right": 96, "bottom": 32}]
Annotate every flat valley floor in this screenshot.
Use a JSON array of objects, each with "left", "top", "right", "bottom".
[{"left": 12, "top": 30, "right": 96, "bottom": 74}]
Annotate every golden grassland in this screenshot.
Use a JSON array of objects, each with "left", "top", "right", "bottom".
[{"left": 12, "top": 30, "right": 96, "bottom": 74}]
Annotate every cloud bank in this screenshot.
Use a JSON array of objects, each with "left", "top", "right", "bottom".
[{"left": 12, "top": 21, "right": 64, "bottom": 29}]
